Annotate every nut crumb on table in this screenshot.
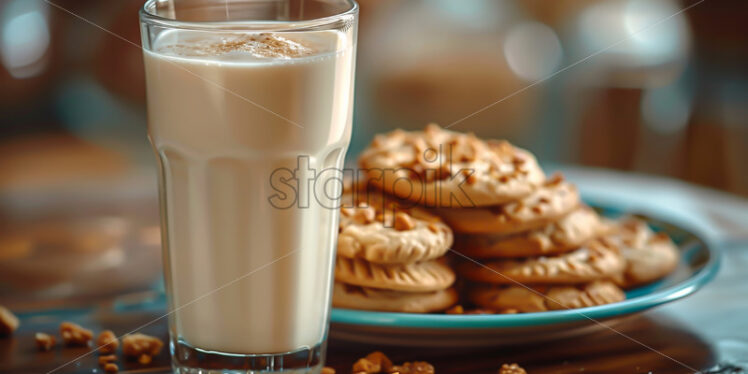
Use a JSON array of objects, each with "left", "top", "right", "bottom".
[
  {"left": 389, "top": 361, "right": 435, "bottom": 374},
  {"left": 96, "top": 330, "right": 119, "bottom": 354},
  {"left": 103, "top": 362, "right": 119, "bottom": 373},
  {"left": 122, "top": 333, "right": 163, "bottom": 358},
  {"left": 59, "top": 321, "right": 93, "bottom": 346},
  {"left": 344, "top": 353, "right": 528, "bottom": 374},
  {"left": 353, "top": 357, "right": 381, "bottom": 373},
  {"left": 0, "top": 306, "right": 19, "bottom": 336},
  {"left": 138, "top": 353, "right": 152, "bottom": 365},
  {"left": 366, "top": 351, "right": 394, "bottom": 371},
  {"left": 98, "top": 354, "right": 117, "bottom": 366},
  {"left": 498, "top": 363, "right": 527, "bottom": 374},
  {"left": 35, "top": 332, "right": 56, "bottom": 351},
  {"left": 350, "top": 352, "right": 434, "bottom": 374}
]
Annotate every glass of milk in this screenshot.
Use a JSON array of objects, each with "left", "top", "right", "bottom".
[{"left": 139, "top": 0, "right": 357, "bottom": 372}]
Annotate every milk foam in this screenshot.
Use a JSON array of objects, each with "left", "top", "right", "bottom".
[{"left": 158, "top": 33, "right": 315, "bottom": 58}]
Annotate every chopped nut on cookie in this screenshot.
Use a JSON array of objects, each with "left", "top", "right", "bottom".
[
  {"left": 498, "top": 363, "right": 527, "bottom": 374},
  {"left": 60, "top": 322, "right": 93, "bottom": 346},
  {"left": 0, "top": 306, "right": 19, "bottom": 336},
  {"left": 321, "top": 367, "right": 336, "bottom": 374},
  {"left": 122, "top": 333, "right": 163, "bottom": 359},
  {"left": 358, "top": 124, "right": 545, "bottom": 208},
  {"left": 426, "top": 223, "right": 441, "bottom": 233},
  {"left": 337, "top": 185, "right": 454, "bottom": 265},
  {"left": 393, "top": 212, "right": 415, "bottom": 231},
  {"left": 353, "top": 206, "right": 376, "bottom": 225},
  {"left": 97, "top": 330, "right": 119, "bottom": 354},
  {"left": 35, "top": 332, "right": 56, "bottom": 351}
]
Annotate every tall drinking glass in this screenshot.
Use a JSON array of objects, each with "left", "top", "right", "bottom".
[{"left": 139, "top": 1, "right": 357, "bottom": 372}]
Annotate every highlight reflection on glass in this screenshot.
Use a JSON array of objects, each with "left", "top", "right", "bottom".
[{"left": 0, "top": 0, "right": 50, "bottom": 79}]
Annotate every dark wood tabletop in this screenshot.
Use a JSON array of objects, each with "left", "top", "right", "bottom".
[{"left": 2, "top": 256, "right": 747, "bottom": 374}]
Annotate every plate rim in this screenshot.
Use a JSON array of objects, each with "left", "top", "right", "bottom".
[{"left": 330, "top": 209, "right": 722, "bottom": 329}]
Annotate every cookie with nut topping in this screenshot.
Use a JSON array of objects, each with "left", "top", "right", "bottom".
[
  {"left": 358, "top": 124, "right": 545, "bottom": 208},
  {"left": 332, "top": 282, "right": 458, "bottom": 313},
  {"left": 606, "top": 217, "right": 680, "bottom": 288},
  {"left": 338, "top": 188, "right": 453, "bottom": 264},
  {"left": 456, "top": 237, "right": 624, "bottom": 285},
  {"left": 432, "top": 174, "right": 579, "bottom": 234},
  {"left": 453, "top": 205, "right": 602, "bottom": 258},
  {"left": 335, "top": 257, "right": 455, "bottom": 292},
  {"left": 469, "top": 280, "right": 625, "bottom": 313}
]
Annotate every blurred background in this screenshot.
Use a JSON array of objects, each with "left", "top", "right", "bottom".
[
  {"left": 1, "top": 0, "right": 746, "bottom": 196},
  {"left": 0, "top": 0, "right": 746, "bottom": 304}
]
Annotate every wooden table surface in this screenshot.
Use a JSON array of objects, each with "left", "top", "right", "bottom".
[
  {"left": 2, "top": 243, "right": 746, "bottom": 374},
  {"left": 1, "top": 169, "right": 747, "bottom": 374}
]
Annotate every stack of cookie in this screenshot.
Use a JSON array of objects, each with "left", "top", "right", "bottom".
[
  {"left": 332, "top": 186, "right": 458, "bottom": 313},
  {"left": 445, "top": 176, "right": 636, "bottom": 312},
  {"left": 352, "top": 124, "right": 625, "bottom": 314},
  {"left": 351, "top": 124, "right": 680, "bottom": 314}
]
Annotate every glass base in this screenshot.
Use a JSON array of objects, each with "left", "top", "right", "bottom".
[{"left": 171, "top": 338, "right": 326, "bottom": 374}]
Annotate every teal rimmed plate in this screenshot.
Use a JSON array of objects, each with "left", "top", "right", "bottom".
[{"left": 329, "top": 203, "right": 721, "bottom": 347}]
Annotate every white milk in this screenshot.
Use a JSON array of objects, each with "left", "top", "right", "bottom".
[{"left": 144, "top": 30, "right": 354, "bottom": 354}]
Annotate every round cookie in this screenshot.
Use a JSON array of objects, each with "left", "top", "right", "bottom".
[
  {"left": 358, "top": 124, "right": 545, "bottom": 208},
  {"left": 332, "top": 282, "right": 458, "bottom": 313},
  {"left": 335, "top": 257, "right": 455, "bottom": 292},
  {"left": 469, "top": 281, "right": 625, "bottom": 313},
  {"left": 454, "top": 206, "right": 601, "bottom": 258},
  {"left": 432, "top": 175, "right": 580, "bottom": 234},
  {"left": 456, "top": 238, "right": 624, "bottom": 285},
  {"left": 338, "top": 189, "right": 453, "bottom": 264},
  {"left": 607, "top": 218, "right": 679, "bottom": 288}
]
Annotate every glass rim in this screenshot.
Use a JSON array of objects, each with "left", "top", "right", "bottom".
[{"left": 139, "top": 0, "right": 358, "bottom": 32}]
